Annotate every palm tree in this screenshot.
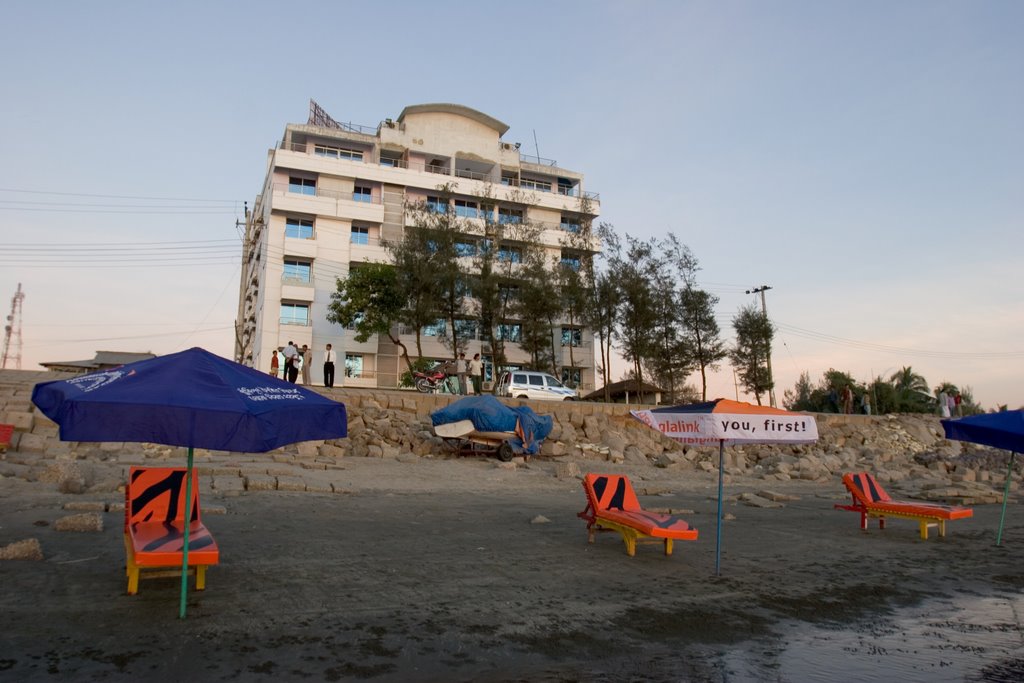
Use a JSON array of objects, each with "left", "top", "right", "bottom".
[{"left": 890, "top": 366, "right": 931, "bottom": 413}]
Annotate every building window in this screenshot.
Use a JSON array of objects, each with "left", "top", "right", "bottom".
[
  {"left": 561, "top": 367, "right": 582, "bottom": 387},
  {"left": 314, "top": 144, "right": 363, "bottom": 161},
  {"left": 280, "top": 303, "right": 310, "bottom": 326},
  {"left": 455, "top": 241, "right": 476, "bottom": 257},
  {"left": 455, "top": 319, "right": 478, "bottom": 340},
  {"left": 422, "top": 319, "right": 446, "bottom": 337},
  {"left": 561, "top": 327, "right": 582, "bottom": 347},
  {"left": 380, "top": 151, "right": 403, "bottom": 167},
  {"left": 453, "top": 199, "right": 479, "bottom": 218},
  {"left": 351, "top": 226, "right": 370, "bottom": 245},
  {"left": 345, "top": 354, "right": 363, "bottom": 378},
  {"left": 344, "top": 311, "right": 365, "bottom": 331},
  {"left": 426, "top": 196, "right": 447, "bottom": 214},
  {"left": 498, "top": 246, "right": 522, "bottom": 263},
  {"left": 285, "top": 217, "right": 314, "bottom": 239},
  {"left": 289, "top": 177, "right": 316, "bottom": 195},
  {"left": 557, "top": 178, "right": 575, "bottom": 196},
  {"left": 499, "top": 207, "right": 523, "bottom": 225},
  {"left": 496, "top": 323, "right": 522, "bottom": 343},
  {"left": 500, "top": 173, "right": 517, "bottom": 186},
  {"left": 283, "top": 259, "right": 312, "bottom": 283},
  {"left": 560, "top": 215, "right": 580, "bottom": 232},
  {"left": 560, "top": 251, "right": 581, "bottom": 271},
  {"left": 353, "top": 185, "right": 372, "bottom": 203},
  {"left": 520, "top": 177, "right": 551, "bottom": 193}
]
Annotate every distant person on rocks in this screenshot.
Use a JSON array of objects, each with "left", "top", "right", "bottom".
[
  {"left": 954, "top": 392, "right": 962, "bottom": 417},
  {"left": 469, "top": 353, "right": 482, "bottom": 395},
  {"left": 323, "top": 343, "right": 336, "bottom": 388},
  {"left": 829, "top": 388, "right": 840, "bottom": 413},
  {"left": 270, "top": 350, "right": 280, "bottom": 377},
  {"left": 456, "top": 352, "right": 468, "bottom": 395},
  {"left": 283, "top": 341, "right": 299, "bottom": 383},
  {"left": 938, "top": 389, "right": 950, "bottom": 418},
  {"left": 841, "top": 385, "right": 853, "bottom": 414},
  {"left": 301, "top": 345, "right": 312, "bottom": 385},
  {"left": 861, "top": 392, "right": 871, "bottom": 415}
]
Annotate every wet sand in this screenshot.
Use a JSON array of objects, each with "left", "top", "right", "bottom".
[{"left": 1, "top": 457, "right": 1022, "bottom": 682}]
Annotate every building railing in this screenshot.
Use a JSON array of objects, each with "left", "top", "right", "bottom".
[
  {"left": 518, "top": 153, "right": 558, "bottom": 167},
  {"left": 279, "top": 142, "right": 600, "bottom": 201},
  {"left": 271, "top": 182, "right": 383, "bottom": 205}
]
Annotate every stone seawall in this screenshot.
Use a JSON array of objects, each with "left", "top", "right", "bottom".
[{"left": 1, "top": 369, "right": 1018, "bottom": 505}]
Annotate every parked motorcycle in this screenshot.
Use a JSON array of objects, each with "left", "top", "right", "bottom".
[{"left": 413, "top": 367, "right": 453, "bottom": 394}]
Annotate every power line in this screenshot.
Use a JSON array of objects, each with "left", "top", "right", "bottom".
[{"left": 0, "top": 188, "right": 240, "bottom": 202}]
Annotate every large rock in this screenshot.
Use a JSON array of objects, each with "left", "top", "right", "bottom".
[{"left": 0, "top": 538, "right": 43, "bottom": 560}]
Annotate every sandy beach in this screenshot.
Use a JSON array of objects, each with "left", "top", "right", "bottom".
[{"left": 1, "top": 453, "right": 1022, "bottom": 682}]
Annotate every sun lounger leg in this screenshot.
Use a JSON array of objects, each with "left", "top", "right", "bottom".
[
  {"left": 918, "top": 520, "right": 928, "bottom": 540},
  {"left": 878, "top": 517, "right": 886, "bottom": 530},
  {"left": 196, "top": 565, "right": 207, "bottom": 591},
  {"left": 939, "top": 520, "right": 947, "bottom": 538},
  {"left": 664, "top": 539, "right": 673, "bottom": 556},
  {"left": 860, "top": 511, "right": 867, "bottom": 530},
  {"left": 619, "top": 529, "right": 637, "bottom": 557}
]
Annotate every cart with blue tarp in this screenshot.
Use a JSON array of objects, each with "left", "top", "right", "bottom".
[{"left": 431, "top": 395, "right": 553, "bottom": 461}]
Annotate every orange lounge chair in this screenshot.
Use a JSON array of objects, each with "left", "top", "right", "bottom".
[
  {"left": 835, "top": 472, "right": 973, "bottom": 540},
  {"left": 0, "top": 423, "right": 14, "bottom": 453},
  {"left": 124, "top": 466, "right": 219, "bottom": 595},
  {"left": 578, "top": 473, "right": 698, "bottom": 556}
]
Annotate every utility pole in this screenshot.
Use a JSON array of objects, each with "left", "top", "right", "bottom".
[
  {"left": 1, "top": 283, "right": 25, "bottom": 369},
  {"left": 746, "top": 285, "right": 775, "bottom": 407}
]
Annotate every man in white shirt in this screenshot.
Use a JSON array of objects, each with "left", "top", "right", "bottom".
[
  {"left": 323, "top": 343, "right": 336, "bottom": 388},
  {"left": 282, "top": 341, "right": 299, "bottom": 383}
]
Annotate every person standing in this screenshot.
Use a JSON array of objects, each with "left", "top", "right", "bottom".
[
  {"left": 469, "top": 353, "right": 482, "bottom": 395},
  {"left": 938, "top": 389, "right": 950, "bottom": 418},
  {"left": 456, "top": 352, "right": 468, "bottom": 395},
  {"left": 954, "top": 392, "right": 963, "bottom": 417},
  {"left": 283, "top": 341, "right": 299, "bottom": 383},
  {"left": 270, "top": 350, "right": 280, "bottom": 377},
  {"left": 841, "top": 385, "right": 853, "bottom": 415},
  {"left": 323, "top": 343, "right": 336, "bottom": 388},
  {"left": 301, "top": 345, "right": 312, "bottom": 385},
  {"left": 862, "top": 392, "right": 871, "bottom": 415}
]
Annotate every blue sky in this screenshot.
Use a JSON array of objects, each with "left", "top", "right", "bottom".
[{"left": 1, "top": 1, "right": 1021, "bottom": 408}]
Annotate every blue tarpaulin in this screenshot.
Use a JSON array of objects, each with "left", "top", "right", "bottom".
[{"left": 431, "top": 395, "right": 552, "bottom": 455}]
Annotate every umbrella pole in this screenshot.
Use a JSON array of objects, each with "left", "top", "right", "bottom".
[
  {"left": 715, "top": 440, "right": 724, "bottom": 576},
  {"left": 996, "top": 452, "right": 1016, "bottom": 547},
  {"left": 179, "top": 447, "right": 194, "bottom": 619}
]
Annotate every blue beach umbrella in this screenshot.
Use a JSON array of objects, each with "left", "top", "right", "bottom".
[
  {"left": 942, "top": 410, "right": 1024, "bottom": 546},
  {"left": 31, "top": 347, "right": 347, "bottom": 617}
]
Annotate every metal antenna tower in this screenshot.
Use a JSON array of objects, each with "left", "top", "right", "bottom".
[{"left": 1, "top": 283, "right": 25, "bottom": 369}]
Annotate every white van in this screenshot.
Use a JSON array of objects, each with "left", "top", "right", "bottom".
[{"left": 493, "top": 370, "right": 577, "bottom": 401}]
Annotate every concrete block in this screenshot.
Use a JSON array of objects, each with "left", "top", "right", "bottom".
[
  {"left": 0, "top": 538, "right": 44, "bottom": 561},
  {"left": 245, "top": 475, "right": 277, "bottom": 491},
  {"left": 276, "top": 476, "right": 306, "bottom": 492},
  {"left": 54, "top": 513, "right": 104, "bottom": 532}
]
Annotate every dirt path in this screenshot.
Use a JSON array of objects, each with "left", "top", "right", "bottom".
[{"left": 1, "top": 457, "right": 1022, "bottom": 681}]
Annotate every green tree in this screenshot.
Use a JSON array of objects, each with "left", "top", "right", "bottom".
[
  {"left": 612, "top": 234, "right": 659, "bottom": 389},
  {"left": 730, "top": 303, "right": 774, "bottom": 405},
  {"left": 891, "top": 366, "right": 932, "bottom": 412},
  {"left": 401, "top": 183, "right": 472, "bottom": 357},
  {"left": 326, "top": 262, "right": 416, "bottom": 376},
  {"left": 516, "top": 251, "right": 560, "bottom": 371},
  {"left": 584, "top": 224, "right": 621, "bottom": 401}
]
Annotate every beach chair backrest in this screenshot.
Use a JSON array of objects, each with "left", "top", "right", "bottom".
[
  {"left": 583, "top": 473, "right": 641, "bottom": 513},
  {"left": 843, "top": 472, "right": 893, "bottom": 505},
  {"left": 126, "top": 467, "right": 201, "bottom": 528}
]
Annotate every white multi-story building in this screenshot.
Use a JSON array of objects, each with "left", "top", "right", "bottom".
[{"left": 236, "top": 102, "right": 601, "bottom": 390}]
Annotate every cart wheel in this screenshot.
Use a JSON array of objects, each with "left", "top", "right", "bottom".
[
  {"left": 415, "top": 378, "right": 432, "bottom": 393},
  {"left": 497, "top": 441, "right": 514, "bottom": 462}
]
